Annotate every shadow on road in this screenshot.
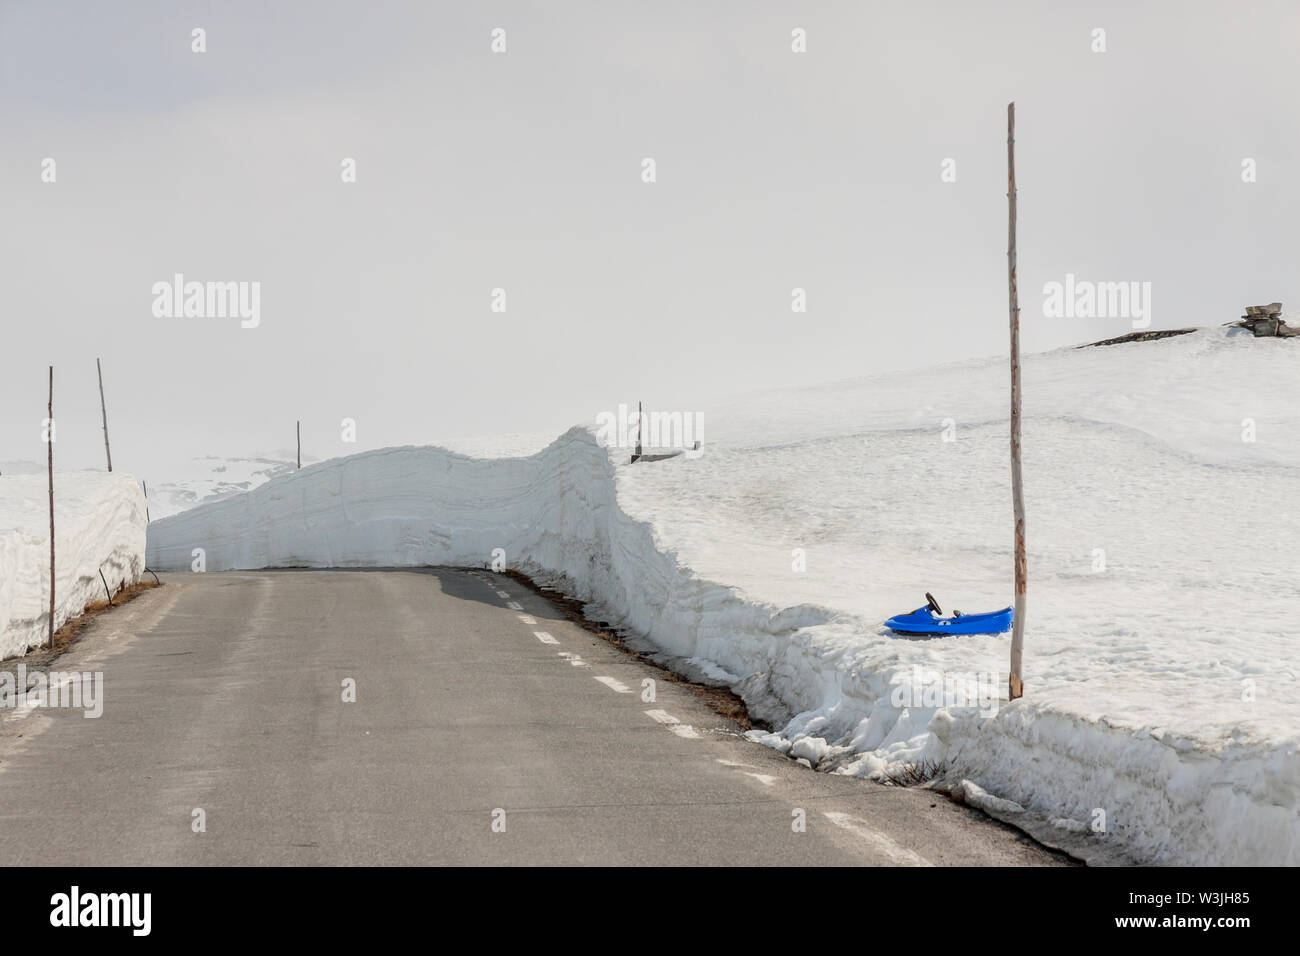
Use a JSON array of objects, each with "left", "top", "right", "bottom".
[{"left": 261, "top": 566, "right": 573, "bottom": 625}]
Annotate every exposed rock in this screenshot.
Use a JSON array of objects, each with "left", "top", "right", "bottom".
[
  {"left": 1080, "top": 302, "right": 1298, "bottom": 347},
  {"left": 1079, "top": 328, "right": 1198, "bottom": 348},
  {"left": 1236, "top": 304, "right": 1297, "bottom": 337}
]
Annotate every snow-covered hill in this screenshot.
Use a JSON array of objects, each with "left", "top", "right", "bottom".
[
  {"left": 145, "top": 455, "right": 307, "bottom": 520},
  {"left": 145, "top": 327, "right": 1300, "bottom": 865}
]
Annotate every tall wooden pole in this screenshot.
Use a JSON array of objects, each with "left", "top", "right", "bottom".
[
  {"left": 1007, "top": 102, "right": 1026, "bottom": 700},
  {"left": 97, "top": 357, "right": 112, "bottom": 472},
  {"left": 47, "top": 366, "right": 56, "bottom": 650},
  {"left": 296, "top": 420, "right": 301, "bottom": 469}
]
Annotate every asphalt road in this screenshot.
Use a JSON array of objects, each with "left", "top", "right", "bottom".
[{"left": 0, "top": 569, "right": 1067, "bottom": 866}]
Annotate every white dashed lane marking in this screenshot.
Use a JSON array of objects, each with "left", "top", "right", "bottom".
[
  {"left": 487, "top": 570, "right": 927, "bottom": 865},
  {"left": 822, "top": 812, "right": 934, "bottom": 867},
  {"left": 644, "top": 709, "right": 701, "bottom": 739},
  {"left": 714, "top": 759, "right": 774, "bottom": 784}
]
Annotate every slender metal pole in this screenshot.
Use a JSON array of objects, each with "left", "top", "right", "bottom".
[
  {"left": 1007, "top": 102, "right": 1026, "bottom": 701},
  {"left": 297, "top": 420, "right": 301, "bottom": 469},
  {"left": 97, "top": 357, "right": 112, "bottom": 472},
  {"left": 47, "top": 366, "right": 56, "bottom": 650}
]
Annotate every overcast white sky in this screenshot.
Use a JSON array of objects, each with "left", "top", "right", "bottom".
[{"left": 2, "top": 0, "right": 1297, "bottom": 476}]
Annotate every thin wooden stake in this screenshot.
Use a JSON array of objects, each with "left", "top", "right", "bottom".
[
  {"left": 97, "top": 357, "right": 112, "bottom": 472},
  {"left": 47, "top": 366, "right": 56, "bottom": 650},
  {"left": 297, "top": 420, "right": 301, "bottom": 469},
  {"left": 1007, "top": 102, "right": 1027, "bottom": 701}
]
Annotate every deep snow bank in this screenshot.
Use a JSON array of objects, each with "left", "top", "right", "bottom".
[
  {"left": 1, "top": 473, "right": 147, "bottom": 659},
  {"left": 145, "top": 430, "right": 827, "bottom": 673},
  {"left": 613, "top": 327, "right": 1300, "bottom": 866},
  {"left": 146, "top": 328, "right": 1300, "bottom": 865}
]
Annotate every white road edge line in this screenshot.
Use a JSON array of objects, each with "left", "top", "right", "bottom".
[
  {"left": 6, "top": 674, "right": 81, "bottom": 721},
  {"left": 594, "top": 676, "right": 631, "bottom": 693},
  {"left": 822, "top": 811, "right": 934, "bottom": 867},
  {"left": 517, "top": 614, "right": 536, "bottom": 625},
  {"left": 507, "top": 602, "right": 524, "bottom": 611},
  {"left": 533, "top": 631, "right": 559, "bottom": 645}
]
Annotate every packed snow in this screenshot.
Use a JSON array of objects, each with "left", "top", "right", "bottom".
[
  {"left": 1, "top": 473, "right": 147, "bottom": 659},
  {"left": 146, "top": 327, "right": 1300, "bottom": 865}
]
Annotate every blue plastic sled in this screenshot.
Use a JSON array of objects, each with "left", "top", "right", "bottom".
[{"left": 885, "top": 592, "right": 1013, "bottom": 636}]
